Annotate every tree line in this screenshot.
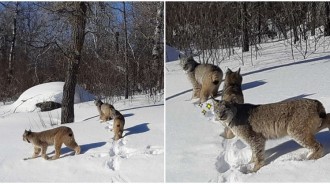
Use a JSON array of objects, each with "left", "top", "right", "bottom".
[{"left": 166, "top": 2, "right": 330, "bottom": 64}]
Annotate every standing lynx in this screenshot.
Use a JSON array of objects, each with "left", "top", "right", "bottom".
[
  {"left": 94, "top": 99, "right": 114, "bottom": 122},
  {"left": 109, "top": 107, "right": 125, "bottom": 141},
  {"left": 220, "top": 68, "right": 244, "bottom": 139},
  {"left": 23, "top": 126, "right": 81, "bottom": 160},
  {"left": 180, "top": 56, "right": 223, "bottom": 103},
  {"left": 213, "top": 98, "right": 330, "bottom": 172}
]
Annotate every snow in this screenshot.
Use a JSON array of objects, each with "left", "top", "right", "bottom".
[
  {"left": 0, "top": 83, "right": 164, "bottom": 182},
  {"left": 1, "top": 82, "right": 95, "bottom": 113},
  {"left": 166, "top": 37, "right": 330, "bottom": 182}
]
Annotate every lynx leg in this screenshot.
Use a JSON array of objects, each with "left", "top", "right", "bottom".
[
  {"left": 248, "top": 136, "right": 266, "bottom": 172},
  {"left": 32, "top": 146, "right": 41, "bottom": 158},
  {"left": 291, "top": 133, "right": 324, "bottom": 160},
  {"left": 64, "top": 139, "right": 81, "bottom": 155},
  {"left": 211, "top": 85, "right": 220, "bottom": 97},
  {"left": 41, "top": 144, "right": 49, "bottom": 160},
  {"left": 249, "top": 152, "right": 257, "bottom": 164},
  {"left": 100, "top": 114, "right": 107, "bottom": 122},
  {"left": 113, "top": 122, "right": 123, "bottom": 141},
  {"left": 114, "top": 133, "right": 122, "bottom": 141},
  {"left": 52, "top": 141, "right": 62, "bottom": 160},
  {"left": 192, "top": 87, "right": 201, "bottom": 99},
  {"left": 200, "top": 86, "right": 209, "bottom": 103},
  {"left": 221, "top": 127, "right": 235, "bottom": 139}
]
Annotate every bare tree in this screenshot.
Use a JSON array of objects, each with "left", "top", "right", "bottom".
[
  {"left": 325, "top": 2, "right": 330, "bottom": 36},
  {"left": 61, "top": 2, "right": 87, "bottom": 124},
  {"left": 152, "top": 2, "right": 164, "bottom": 93},
  {"left": 241, "top": 2, "right": 249, "bottom": 52},
  {"left": 7, "top": 2, "right": 19, "bottom": 85},
  {"left": 123, "top": 2, "right": 129, "bottom": 99}
]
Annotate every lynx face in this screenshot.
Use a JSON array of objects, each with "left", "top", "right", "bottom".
[
  {"left": 23, "top": 130, "right": 31, "bottom": 142},
  {"left": 213, "top": 100, "right": 236, "bottom": 126},
  {"left": 225, "top": 68, "right": 242, "bottom": 85},
  {"left": 179, "top": 56, "right": 198, "bottom": 73},
  {"left": 94, "top": 99, "right": 103, "bottom": 107}
]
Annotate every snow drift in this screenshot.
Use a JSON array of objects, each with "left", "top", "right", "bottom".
[{"left": 9, "top": 82, "right": 95, "bottom": 113}]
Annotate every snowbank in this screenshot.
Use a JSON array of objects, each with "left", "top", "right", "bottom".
[{"left": 10, "top": 82, "right": 95, "bottom": 113}]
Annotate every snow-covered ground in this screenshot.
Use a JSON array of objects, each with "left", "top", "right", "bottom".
[
  {"left": 166, "top": 37, "right": 330, "bottom": 182},
  {"left": 0, "top": 83, "right": 164, "bottom": 182}
]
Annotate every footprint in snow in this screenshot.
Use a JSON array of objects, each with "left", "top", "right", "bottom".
[
  {"left": 145, "top": 145, "right": 164, "bottom": 155},
  {"left": 215, "top": 153, "right": 230, "bottom": 173},
  {"left": 106, "top": 157, "right": 120, "bottom": 171}
]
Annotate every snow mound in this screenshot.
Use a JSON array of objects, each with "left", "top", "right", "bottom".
[{"left": 10, "top": 82, "right": 95, "bottom": 112}]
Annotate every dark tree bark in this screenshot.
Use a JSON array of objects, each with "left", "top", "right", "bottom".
[
  {"left": 311, "top": 2, "right": 316, "bottom": 36},
  {"left": 61, "top": 2, "right": 87, "bottom": 124},
  {"left": 152, "top": 2, "right": 164, "bottom": 93},
  {"left": 123, "top": 2, "right": 129, "bottom": 99},
  {"left": 325, "top": 2, "right": 330, "bottom": 36},
  {"left": 242, "top": 2, "right": 249, "bottom": 52},
  {"left": 257, "top": 2, "right": 261, "bottom": 44},
  {"left": 152, "top": 2, "right": 163, "bottom": 60},
  {"left": 8, "top": 2, "right": 19, "bottom": 85},
  {"left": 291, "top": 3, "right": 299, "bottom": 44}
]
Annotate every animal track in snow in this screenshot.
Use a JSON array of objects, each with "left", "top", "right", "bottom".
[
  {"left": 106, "top": 156, "right": 120, "bottom": 171},
  {"left": 110, "top": 174, "right": 129, "bottom": 183},
  {"left": 145, "top": 145, "right": 164, "bottom": 155},
  {"left": 104, "top": 120, "right": 114, "bottom": 132},
  {"left": 215, "top": 153, "right": 230, "bottom": 173},
  {"left": 102, "top": 137, "right": 164, "bottom": 171},
  {"left": 197, "top": 99, "right": 253, "bottom": 181}
]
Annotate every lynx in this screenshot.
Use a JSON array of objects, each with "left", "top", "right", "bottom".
[
  {"left": 221, "top": 68, "right": 244, "bottom": 139},
  {"left": 94, "top": 99, "right": 114, "bottom": 122},
  {"left": 213, "top": 98, "right": 330, "bottom": 172},
  {"left": 23, "top": 126, "right": 80, "bottom": 160},
  {"left": 109, "top": 107, "right": 125, "bottom": 141},
  {"left": 179, "top": 56, "right": 223, "bottom": 103}
]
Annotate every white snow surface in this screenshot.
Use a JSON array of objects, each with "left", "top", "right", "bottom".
[
  {"left": 0, "top": 88, "right": 164, "bottom": 182},
  {"left": 166, "top": 38, "right": 330, "bottom": 182},
  {"left": 2, "top": 82, "right": 95, "bottom": 113}
]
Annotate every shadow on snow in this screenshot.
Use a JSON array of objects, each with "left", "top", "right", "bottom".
[
  {"left": 265, "top": 131, "right": 330, "bottom": 165},
  {"left": 124, "top": 122, "right": 150, "bottom": 137}
]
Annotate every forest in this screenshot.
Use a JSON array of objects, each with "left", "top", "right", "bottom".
[
  {"left": 0, "top": 2, "right": 164, "bottom": 109},
  {"left": 166, "top": 2, "right": 330, "bottom": 64}
]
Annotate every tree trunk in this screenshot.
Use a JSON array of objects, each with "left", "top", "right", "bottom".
[
  {"left": 325, "top": 2, "right": 330, "bottom": 36},
  {"left": 123, "top": 2, "right": 129, "bottom": 99},
  {"left": 8, "top": 2, "right": 19, "bottom": 85},
  {"left": 241, "top": 2, "right": 249, "bottom": 52},
  {"left": 152, "top": 2, "right": 164, "bottom": 93},
  {"left": 152, "top": 2, "right": 163, "bottom": 60},
  {"left": 61, "top": 2, "right": 87, "bottom": 124},
  {"left": 291, "top": 9, "right": 299, "bottom": 43},
  {"left": 257, "top": 2, "right": 262, "bottom": 44},
  {"left": 311, "top": 2, "right": 316, "bottom": 36}
]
